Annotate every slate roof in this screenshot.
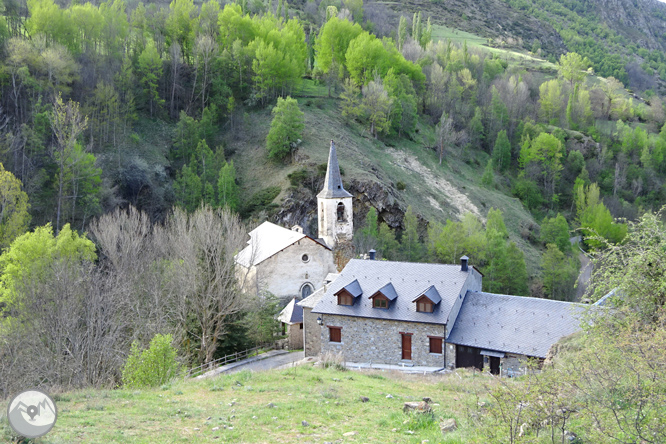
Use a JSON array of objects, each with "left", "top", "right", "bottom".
[
  {"left": 277, "top": 298, "right": 303, "bottom": 324},
  {"left": 338, "top": 279, "right": 363, "bottom": 298},
  {"left": 416, "top": 285, "right": 442, "bottom": 304},
  {"left": 372, "top": 283, "right": 398, "bottom": 301},
  {"left": 298, "top": 274, "right": 340, "bottom": 309},
  {"left": 317, "top": 141, "right": 352, "bottom": 199},
  {"left": 312, "top": 259, "right": 472, "bottom": 324},
  {"left": 447, "top": 291, "right": 586, "bottom": 358},
  {"left": 235, "top": 222, "right": 329, "bottom": 267}
]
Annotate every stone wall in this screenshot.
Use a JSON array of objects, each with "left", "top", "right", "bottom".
[
  {"left": 302, "top": 307, "right": 321, "bottom": 357},
  {"left": 500, "top": 353, "right": 529, "bottom": 377},
  {"left": 319, "top": 314, "right": 447, "bottom": 367},
  {"left": 287, "top": 323, "right": 304, "bottom": 349},
  {"left": 255, "top": 238, "right": 336, "bottom": 300},
  {"left": 318, "top": 196, "right": 353, "bottom": 248}
]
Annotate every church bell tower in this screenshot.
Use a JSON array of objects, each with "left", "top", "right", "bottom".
[{"left": 317, "top": 140, "right": 353, "bottom": 249}]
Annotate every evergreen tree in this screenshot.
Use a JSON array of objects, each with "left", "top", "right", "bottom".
[
  {"left": 401, "top": 206, "right": 423, "bottom": 261},
  {"left": 481, "top": 159, "right": 494, "bottom": 188},
  {"left": 377, "top": 222, "right": 398, "bottom": 260},
  {"left": 505, "top": 242, "right": 528, "bottom": 296},
  {"left": 492, "top": 130, "right": 511, "bottom": 172},
  {"left": 173, "top": 164, "right": 202, "bottom": 212},
  {"left": 218, "top": 161, "right": 239, "bottom": 211},
  {"left": 137, "top": 42, "right": 163, "bottom": 117}
]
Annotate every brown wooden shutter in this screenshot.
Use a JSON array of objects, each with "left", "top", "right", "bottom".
[{"left": 329, "top": 327, "right": 342, "bottom": 342}]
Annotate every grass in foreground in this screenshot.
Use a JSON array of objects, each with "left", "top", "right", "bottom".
[{"left": 0, "top": 365, "right": 495, "bottom": 443}]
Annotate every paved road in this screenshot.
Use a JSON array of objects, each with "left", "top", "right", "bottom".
[{"left": 226, "top": 351, "right": 305, "bottom": 374}]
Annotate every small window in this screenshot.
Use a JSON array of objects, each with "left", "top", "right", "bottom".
[
  {"left": 337, "top": 202, "right": 346, "bottom": 222},
  {"left": 417, "top": 300, "right": 433, "bottom": 313},
  {"left": 429, "top": 337, "right": 443, "bottom": 354},
  {"left": 373, "top": 297, "right": 388, "bottom": 308},
  {"left": 302, "top": 254, "right": 309, "bottom": 263},
  {"left": 329, "top": 326, "right": 341, "bottom": 343},
  {"left": 299, "top": 323, "right": 303, "bottom": 330},
  {"left": 337, "top": 291, "right": 353, "bottom": 306}
]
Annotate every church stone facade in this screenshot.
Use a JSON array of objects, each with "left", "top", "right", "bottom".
[{"left": 317, "top": 141, "right": 353, "bottom": 249}]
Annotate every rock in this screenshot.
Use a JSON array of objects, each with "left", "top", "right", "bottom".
[
  {"left": 343, "top": 431, "right": 357, "bottom": 436},
  {"left": 267, "top": 402, "right": 276, "bottom": 408},
  {"left": 406, "top": 430, "right": 414, "bottom": 434},
  {"left": 212, "top": 427, "right": 219, "bottom": 431},
  {"left": 403, "top": 401, "right": 432, "bottom": 413},
  {"left": 391, "top": 428, "right": 398, "bottom": 432},
  {"left": 193, "top": 428, "right": 200, "bottom": 431},
  {"left": 360, "top": 396, "right": 369, "bottom": 403},
  {"left": 422, "top": 397, "right": 431, "bottom": 403},
  {"left": 477, "top": 401, "right": 487, "bottom": 408},
  {"left": 302, "top": 420, "right": 309, "bottom": 427},
  {"left": 332, "top": 378, "right": 340, "bottom": 381},
  {"left": 207, "top": 416, "right": 212, "bottom": 420},
  {"left": 386, "top": 394, "right": 393, "bottom": 399},
  {"left": 440, "top": 418, "right": 457, "bottom": 434},
  {"left": 252, "top": 415, "right": 257, "bottom": 419},
  {"left": 228, "top": 401, "right": 235, "bottom": 406}
]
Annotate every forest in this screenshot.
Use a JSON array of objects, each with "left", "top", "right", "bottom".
[{"left": 0, "top": 0, "right": 664, "bottom": 399}]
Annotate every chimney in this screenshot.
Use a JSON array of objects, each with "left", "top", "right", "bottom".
[
  {"left": 369, "top": 249, "right": 376, "bottom": 260},
  {"left": 460, "top": 255, "right": 469, "bottom": 272}
]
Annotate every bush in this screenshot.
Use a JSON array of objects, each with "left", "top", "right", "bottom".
[
  {"left": 240, "top": 186, "right": 281, "bottom": 217},
  {"left": 396, "top": 181, "right": 406, "bottom": 191},
  {"left": 122, "top": 334, "right": 180, "bottom": 388}
]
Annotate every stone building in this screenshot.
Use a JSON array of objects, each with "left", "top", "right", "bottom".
[
  {"left": 277, "top": 297, "right": 304, "bottom": 350},
  {"left": 298, "top": 273, "right": 339, "bottom": 356},
  {"left": 310, "top": 257, "right": 585, "bottom": 373},
  {"left": 235, "top": 222, "right": 336, "bottom": 301}
]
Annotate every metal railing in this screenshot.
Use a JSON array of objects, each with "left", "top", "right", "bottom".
[{"left": 186, "top": 342, "right": 277, "bottom": 378}]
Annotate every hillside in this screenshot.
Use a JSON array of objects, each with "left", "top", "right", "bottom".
[
  {"left": 227, "top": 86, "right": 543, "bottom": 276},
  {"left": 383, "top": 0, "right": 666, "bottom": 91}
]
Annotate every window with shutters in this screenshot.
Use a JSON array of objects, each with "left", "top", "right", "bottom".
[
  {"left": 429, "top": 337, "right": 443, "bottom": 354},
  {"left": 329, "top": 326, "right": 342, "bottom": 343}
]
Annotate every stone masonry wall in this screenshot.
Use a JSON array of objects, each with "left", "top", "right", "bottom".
[
  {"left": 303, "top": 307, "right": 321, "bottom": 357},
  {"left": 319, "top": 315, "right": 447, "bottom": 367},
  {"left": 500, "top": 353, "right": 529, "bottom": 377},
  {"left": 287, "top": 323, "right": 304, "bottom": 349}
]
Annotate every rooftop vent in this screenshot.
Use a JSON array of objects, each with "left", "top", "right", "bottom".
[{"left": 368, "top": 249, "right": 376, "bottom": 260}]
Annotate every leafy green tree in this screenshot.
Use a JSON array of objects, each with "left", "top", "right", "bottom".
[
  {"left": 481, "top": 159, "right": 494, "bottom": 188},
  {"left": 469, "top": 106, "right": 485, "bottom": 148},
  {"left": 541, "top": 243, "right": 578, "bottom": 300},
  {"left": 137, "top": 41, "right": 164, "bottom": 116},
  {"left": 173, "top": 110, "right": 200, "bottom": 161},
  {"left": 122, "top": 334, "right": 179, "bottom": 388},
  {"left": 492, "top": 130, "right": 511, "bottom": 172},
  {"left": 0, "top": 164, "right": 30, "bottom": 249},
  {"left": 359, "top": 207, "right": 378, "bottom": 240},
  {"left": 397, "top": 15, "right": 407, "bottom": 50},
  {"left": 521, "top": 132, "right": 564, "bottom": 204},
  {"left": 174, "top": 164, "right": 202, "bottom": 212},
  {"left": 539, "top": 79, "right": 564, "bottom": 125},
  {"left": 315, "top": 17, "right": 363, "bottom": 74},
  {"left": 377, "top": 222, "right": 398, "bottom": 260},
  {"left": 541, "top": 213, "right": 571, "bottom": 253},
  {"left": 400, "top": 206, "right": 423, "bottom": 261},
  {"left": 361, "top": 78, "right": 393, "bottom": 138},
  {"left": 218, "top": 160, "right": 239, "bottom": 211},
  {"left": 266, "top": 96, "right": 304, "bottom": 162},
  {"left": 0, "top": 223, "right": 96, "bottom": 312},
  {"left": 558, "top": 52, "right": 589, "bottom": 87},
  {"left": 504, "top": 242, "right": 528, "bottom": 296},
  {"left": 486, "top": 208, "right": 508, "bottom": 239}
]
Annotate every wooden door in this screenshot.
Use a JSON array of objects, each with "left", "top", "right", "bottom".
[
  {"left": 456, "top": 345, "right": 483, "bottom": 370},
  {"left": 401, "top": 334, "right": 412, "bottom": 360}
]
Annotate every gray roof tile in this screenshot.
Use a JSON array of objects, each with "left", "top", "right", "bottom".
[
  {"left": 312, "top": 259, "right": 471, "bottom": 324},
  {"left": 372, "top": 283, "right": 398, "bottom": 301},
  {"left": 277, "top": 298, "right": 303, "bottom": 324},
  {"left": 447, "top": 291, "right": 586, "bottom": 358},
  {"left": 416, "top": 285, "right": 442, "bottom": 304}
]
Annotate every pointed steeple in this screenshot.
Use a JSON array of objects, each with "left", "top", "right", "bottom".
[{"left": 318, "top": 140, "right": 352, "bottom": 199}]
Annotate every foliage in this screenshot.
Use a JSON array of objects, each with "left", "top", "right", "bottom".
[
  {"left": 0, "top": 164, "right": 30, "bottom": 249},
  {"left": 541, "top": 243, "right": 578, "bottom": 300},
  {"left": 492, "top": 130, "right": 511, "bottom": 172},
  {"left": 266, "top": 96, "right": 304, "bottom": 162},
  {"left": 540, "top": 213, "right": 570, "bottom": 253},
  {"left": 122, "top": 334, "right": 180, "bottom": 388}
]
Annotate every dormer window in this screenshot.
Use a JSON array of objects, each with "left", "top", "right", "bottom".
[
  {"left": 335, "top": 279, "right": 362, "bottom": 306},
  {"left": 337, "top": 290, "right": 354, "bottom": 306},
  {"left": 415, "top": 297, "right": 434, "bottom": 313},
  {"left": 369, "top": 283, "right": 398, "bottom": 309},
  {"left": 372, "top": 295, "right": 389, "bottom": 308},
  {"left": 413, "top": 285, "right": 441, "bottom": 313}
]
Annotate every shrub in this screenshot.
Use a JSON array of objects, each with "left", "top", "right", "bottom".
[
  {"left": 320, "top": 351, "right": 347, "bottom": 371},
  {"left": 122, "top": 334, "right": 180, "bottom": 388},
  {"left": 396, "top": 181, "right": 406, "bottom": 191},
  {"left": 240, "top": 186, "right": 281, "bottom": 217}
]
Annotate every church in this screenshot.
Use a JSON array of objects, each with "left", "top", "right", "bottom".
[{"left": 235, "top": 140, "right": 351, "bottom": 301}]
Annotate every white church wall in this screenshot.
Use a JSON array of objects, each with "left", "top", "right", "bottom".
[
  {"left": 255, "top": 239, "right": 336, "bottom": 299},
  {"left": 317, "top": 196, "right": 353, "bottom": 249}
]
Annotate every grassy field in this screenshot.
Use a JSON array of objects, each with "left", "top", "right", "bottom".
[{"left": 0, "top": 365, "right": 498, "bottom": 443}]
